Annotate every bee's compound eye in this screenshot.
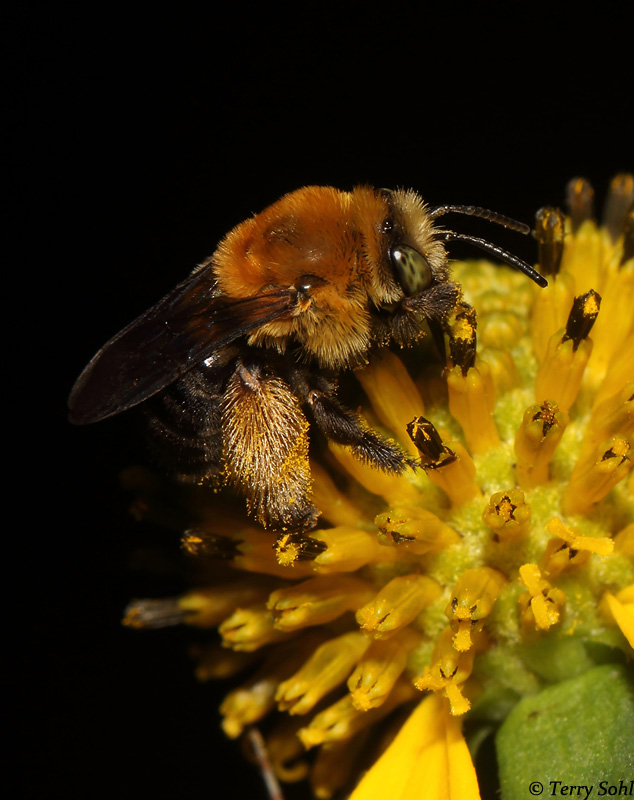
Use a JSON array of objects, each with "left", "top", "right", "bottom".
[{"left": 390, "top": 244, "right": 432, "bottom": 296}]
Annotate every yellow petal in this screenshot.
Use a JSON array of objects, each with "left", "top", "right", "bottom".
[
  {"left": 348, "top": 694, "right": 480, "bottom": 800},
  {"left": 605, "top": 591, "right": 634, "bottom": 649}
]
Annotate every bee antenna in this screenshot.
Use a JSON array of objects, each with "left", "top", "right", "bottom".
[
  {"left": 441, "top": 232, "right": 548, "bottom": 288},
  {"left": 429, "top": 204, "right": 531, "bottom": 235}
]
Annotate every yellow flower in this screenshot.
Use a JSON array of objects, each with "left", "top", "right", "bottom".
[{"left": 123, "top": 175, "right": 633, "bottom": 799}]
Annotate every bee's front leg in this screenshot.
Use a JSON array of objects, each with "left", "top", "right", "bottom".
[{"left": 389, "top": 281, "right": 463, "bottom": 347}]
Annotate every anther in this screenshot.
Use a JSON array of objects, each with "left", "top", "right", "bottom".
[
  {"left": 562, "top": 289, "right": 602, "bottom": 351},
  {"left": 483, "top": 489, "right": 531, "bottom": 540},
  {"left": 407, "top": 416, "right": 481, "bottom": 505},
  {"left": 534, "top": 206, "right": 566, "bottom": 276},
  {"left": 514, "top": 401, "right": 568, "bottom": 489},
  {"left": 566, "top": 177, "right": 595, "bottom": 232},
  {"left": 602, "top": 173, "right": 634, "bottom": 243}
]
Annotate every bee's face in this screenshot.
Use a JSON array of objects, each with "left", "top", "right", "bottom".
[{"left": 213, "top": 186, "right": 457, "bottom": 368}]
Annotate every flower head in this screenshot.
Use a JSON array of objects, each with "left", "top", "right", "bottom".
[{"left": 123, "top": 176, "right": 633, "bottom": 799}]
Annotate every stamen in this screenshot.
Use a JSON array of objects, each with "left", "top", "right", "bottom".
[
  {"left": 582, "top": 250, "right": 633, "bottom": 389},
  {"left": 375, "top": 509, "right": 461, "bottom": 555},
  {"left": 478, "top": 310, "right": 524, "bottom": 350},
  {"left": 530, "top": 239, "right": 575, "bottom": 363},
  {"left": 122, "top": 598, "right": 189, "bottom": 629},
  {"left": 414, "top": 627, "right": 475, "bottom": 715},
  {"left": 407, "top": 416, "right": 481, "bottom": 505},
  {"left": 275, "top": 532, "right": 327, "bottom": 567},
  {"left": 348, "top": 628, "right": 421, "bottom": 710},
  {"left": 219, "top": 604, "right": 290, "bottom": 651},
  {"left": 298, "top": 678, "right": 417, "bottom": 748},
  {"left": 562, "top": 290, "right": 602, "bottom": 349},
  {"left": 267, "top": 575, "right": 375, "bottom": 632},
  {"left": 483, "top": 489, "right": 531, "bottom": 541},
  {"left": 514, "top": 401, "right": 569, "bottom": 489},
  {"left": 447, "top": 361, "right": 499, "bottom": 453},
  {"left": 442, "top": 304, "right": 500, "bottom": 452},
  {"left": 182, "top": 527, "right": 315, "bottom": 579},
  {"left": 534, "top": 291, "right": 601, "bottom": 413},
  {"left": 602, "top": 173, "right": 634, "bottom": 243},
  {"left": 518, "top": 564, "right": 565, "bottom": 630},
  {"left": 407, "top": 415, "right": 455, "bottom": 465},
  {"left": 445, "top": 567, "right": 507, "bottom": 651},
  {"left": 563, "top": 436, "right": 633, "bottom": 515},
  {"left": 561, "top": 213, "right": 603, "bottom": 293},
  {"left": 592, "top": 334, "right": 634, "bottom": 408},
  {"left": 220, "top": 650, "right": 299, "bottom": 737},
  {"left": 309, "top": 526, "right": 401, "bottom": 573},
  {"left": 582, "top": 382, "right": 634, "bottom": 464},
  {"left": 225, "top": 633, "right": 331, "bottom": 742},
  {"left": 182, "top": 528, "right": 240, "bottom": 560},
  {"left": 541, "top": 518, "right": 614, "bottom": 578},
  {"left": 356, "top": 574, "right": 442, "bottom": 639},
  {"left": 534, "top": 206, "right": 566, "bottom": 276},
  {"left": 566, "top": 177, "right": 595, "bottom": 233},
  {"left": 445, "top": 303, "right": 478, "bottom": 375},
  {"left": 275, "top": 631, "right": 371, "bottom": 715},
  {"left": 123, "top": 581, "right": 274, "bottom": 629},
  {"left": 478, "top": 347, "right": 521, "bottom": 394}
]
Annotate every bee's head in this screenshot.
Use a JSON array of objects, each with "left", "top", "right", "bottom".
[
  {"left": 358, "top": 186, "right": 546, "bottom": 318},
  {"left": 355, "top": 187, "right": 458, "bottom": 322}
]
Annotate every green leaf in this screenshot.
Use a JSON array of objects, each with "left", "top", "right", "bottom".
[{"left": 496, "top": 664, "right": 634, "bottom": 800}]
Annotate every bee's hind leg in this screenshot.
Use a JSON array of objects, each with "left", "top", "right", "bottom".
[{"left": 222, "top": 359, "right": 320, "bottom": 531}]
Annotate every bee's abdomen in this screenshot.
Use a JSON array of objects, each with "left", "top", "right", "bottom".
[{"left": 144, "top": 368, "right": 224, "bottom": 484}]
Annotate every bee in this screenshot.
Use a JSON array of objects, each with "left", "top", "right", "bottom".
[{"left": 69, "top": 186, "right": 546, "bottom": 531}]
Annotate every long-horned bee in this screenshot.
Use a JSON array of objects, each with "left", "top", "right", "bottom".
[{"left": 69, "top": 186, "right": 546, "bottom": 531}]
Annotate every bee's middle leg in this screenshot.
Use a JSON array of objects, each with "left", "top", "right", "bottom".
[{"left": 304, "top": 387, "right": 412, "bottom": 473}]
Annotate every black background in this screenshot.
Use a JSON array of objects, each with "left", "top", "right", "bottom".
[{"left": 13, "top": 4, "right": 631, "bottom": 799}]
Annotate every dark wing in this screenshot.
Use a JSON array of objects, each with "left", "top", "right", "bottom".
[{"left": 68, "top": 266, "right": 292, "bottom": 425}]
